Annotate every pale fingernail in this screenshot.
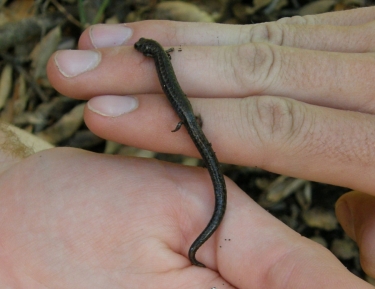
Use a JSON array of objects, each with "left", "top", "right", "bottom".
[
  {"left": 87, "top": 95, "right": 138, "bottom": 117},
  {"left": 89, "top": 24, "right": 133, "bottom": 48},
  {"left": 54, "top": 50, "right": 101, "bottom": 77}
]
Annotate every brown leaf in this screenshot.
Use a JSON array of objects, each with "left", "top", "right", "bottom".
[
  {"left": 153, "top": 1, "right": 214, "bottom": 22},
  {"left": 0, "top": 64, "right": 12, "bottom": 110},
  {"left": 36, "top": 103, "right": 85, "bottom": 145},
  {"left": 30, "top": 26, "right": 62, "bottom": 81}
]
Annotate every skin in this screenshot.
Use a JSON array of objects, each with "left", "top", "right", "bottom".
[{"left": 0, "top": 6, "right": 374, "bottom": 288}]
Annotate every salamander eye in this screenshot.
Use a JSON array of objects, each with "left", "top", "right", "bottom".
[{"left": 134, "top": 42, "right": 141, "bottom": 50}]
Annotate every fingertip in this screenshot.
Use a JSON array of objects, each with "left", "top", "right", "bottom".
[
  {"left": 360, "top": 215, "right": 375, "bottom": 278},
  {"left": 46, "top": 51, "right": 66, "bottom": 95},
  {"left": 90, "top": 24, "right": 134, "bottom": 49},
  {"left": 335, "top": 194, "right": 356, "bottom": 240},
  {"left": 54, "top": 50, "right": 101, "bottom": 78},
  {"left": 47, "top": 49, "right": 102, "bottom": 98},
  {"left": 83, "top": 95, "right": 139, "bottom": 143},
  {"left": 336, "top": 191, "right": 375, "bottom": 277},
  {"left": 78, "top": 24, "right": 134, "bottom": 50}
]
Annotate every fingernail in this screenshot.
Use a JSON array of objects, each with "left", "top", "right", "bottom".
[
  {"left": 87, "top": 95, "right": 138, "bottom": 117},
  {"left": 55, "top": 50, "right": 101, "bottom": 77},
  {"left": 89, "top": 24, "right": 133, "bottom": 48}
]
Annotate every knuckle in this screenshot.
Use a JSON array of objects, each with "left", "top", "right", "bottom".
[
  {"left": 248, "top": 22, "right": 304, "bottom": 49},
  {"left": 249, "top": 22, "right": 286, "bottom": 46},
  {"left": 230, "top": 43, "right": 280, "bottom": 92},
  {"left": 242, "top": 96, "right": 310, "bottom": 150},
  {"left": 276, "top": 15, "right": 317, "bottom": 25}
]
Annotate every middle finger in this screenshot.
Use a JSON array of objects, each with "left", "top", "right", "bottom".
[{"left": 49, "top": 43, "right": 375, "bottom": 113}]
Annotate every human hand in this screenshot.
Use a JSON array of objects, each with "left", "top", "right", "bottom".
[
  {"left": 45, "top": 6, "right": 375, "bottom": 287},
  {"left": 48, "top": 7, "right": 375, "bottom": 190},
  {"left": 0, "top": 147, "right": 370, "bottom": 288}
]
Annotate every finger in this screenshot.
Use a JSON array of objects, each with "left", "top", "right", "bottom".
[
  {"left": 248, "top": 21, "right": 375, "bottom": 52},
  {"left": 85, "top": 94, "right": 375, "bottom": 196},
  {"left": 47, "top": 42, "right": 375, "bottom": 113},
  {"left": 336, "top": 191, "right": 375, "bottom": 277},
  {"left": 221, "top": 184, "right": 372, "bottom": 289},
  {"left": 76, "top": 8, "right": 375, "bottom": 52},
  {"left": 277, "top": 6, "right": 375, "bottom": 26}
]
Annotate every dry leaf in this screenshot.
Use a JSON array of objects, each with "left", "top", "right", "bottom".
[
  {"left": 0, "top": 13, "right": 64, "bottom": 51},
  {"left": 330, "top": 238, "right": 358, "bottom": 260},
  {"left": 261, "top": 175, "right": 308, "bottom": 204},
  {"left": 36, "top": 103, "right": 85, "bottom": 144},
  {"left": 0, "top": 122, "right": 53, "bottom": 162},
  {"left": 0, "top": 64, "right": 12, "bottom": 110},
  {"left": 30, "top": 26, "right": 62, "bottom": 81},
  {"left": 302, "top": 207, "right": 338, "bottom": 230},
  {"left": 154, "top": 1, "right": 214, "bottom": 22},
  {"left": 13, "top": 74, "right": 28, "bottom": 115},
  {"left": 299, "top": 0, "right": 336, "bottom": 15}
]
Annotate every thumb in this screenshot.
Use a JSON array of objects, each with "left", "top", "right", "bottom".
[{"left": 336, "top": 191, "right": 375, "bottom": 278}]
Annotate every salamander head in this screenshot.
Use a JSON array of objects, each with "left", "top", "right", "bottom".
[{"left": 134, "top": 37, "right": 160, "bottom": 57}]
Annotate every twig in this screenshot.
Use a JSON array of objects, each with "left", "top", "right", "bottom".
[
  {"left": 50, "top": 0, "right": 82, "bottom": 28},
  {"left": 77, "top": 0, "right": 86, "bottom": 27},
  {"left": 0, "top": 53, "right": 49, "bottom": 102}
]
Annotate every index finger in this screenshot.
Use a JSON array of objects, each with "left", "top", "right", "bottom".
[{"left": 77, "top": 7, "right": 375, "bottom": 52}]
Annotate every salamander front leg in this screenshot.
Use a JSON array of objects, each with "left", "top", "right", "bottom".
[
  {"left": 195, "top": 115, "right": 203, "bottom": 127},
  {"left": 165, "top": 48, "right": 174, "bottom": 60}
]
